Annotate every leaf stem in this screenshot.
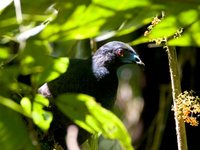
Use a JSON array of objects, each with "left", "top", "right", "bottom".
[{"left": 166, "top": 46, "right": 188, "bottom": 150}]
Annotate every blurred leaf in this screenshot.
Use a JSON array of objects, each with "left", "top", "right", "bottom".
[
  {"left": 1, "top": 0, "right": 200, "bottom": 47},
  {"left": 19, "top": 40, "right": 52, "bottom": 75},
  {"left": 178, "top": 9, "right": 199, "bottom": 26},
  {"left": 94, "top": 0, "right": 150, "bottom": 10},
  {"left": 0, "top": 66, "right": 30, "bottom": 100},
  {"left": 0, "top": 96, "right": 24, "bottom": 115},
  {"left": 32, "top": 94, "right": 53, "bottom": 131},
  {"left": 0, "top": 0, "right": 13, "bottom": 13},
  {"left": 0, "top": 104, "right": 35, "bottom": 150},
  {"left": 0, "top": 47, "right": 10, "bottom": 60},
  {"left": 131, "top": 36, "right": 149, "bottom": 46},
  {"left": 135, "top": 2, "right": 200, "bottom": 46},
  {"left": 148, "top": 15, "right": 178, "bottom": 39},
  {"left": 16, "top": 6, "right": 58, "bottom": 42},
  {"left": 20, "top": 97, "right": 32, "bottom": 117},
  {"left": 0, "top": 1, "right": 57, "bottom": 42},
  {"left": 40, "top": 0, "right": 153, "bottom": 41},
  {"left": 99, "top": 136, "right": 122, "bottom": 150},
  {"left": 116, "top": 8, "right": 156, "bottom": 37},
  {"left": 19, "top": 40, "right": 70, "bottom": 85},
  {"left": 0, "top": 95, "right": 52, "bottom": 131},
  {"left": 168, "top": 21, "right": 200, "bottom": 46},
  {"left": 81, "top": 134, "right": 99, "bottom": 150},
  {"left": 56, "top": 93, "right": 134, "bottom": 150},
  {"left": 36, "top": 57, "right": 69, "bottom": 85}
]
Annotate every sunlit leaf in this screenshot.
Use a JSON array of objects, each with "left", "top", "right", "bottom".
[
  {"left": 148, "top": 16, "right": 178, "bottom": 39},
  {"left": 93, "top": 0, "right": 150, "bottom": 10},
  {"left": 11, "top": 40, "right": 69, "bottom": 102},
  {"left": 41, "top": 0, "right": 153, "bottom": 41},
  {"left": 131, "top": 36, "right": 149, "bottom": 46},
  {"left": 32, "top": 94, "right": 53, "bottom": 131},
  {"left": 0, "top": 96, "right": 24, "bottom": 115},
  {"left": 0, "top": 95, "right": 52, "bottom": 132},
  {"left": 0, "top": 47, "right": 10, "bottom": 60},
  {"left": 56, "top": 93, "right": 134, "bottom": 150},
  {"left": 36, "top": 57, "right": 69, "bottom": 85},
  {"left": 168, "top": 20, "right": 200, "bottom": 46},
  {"left": 20, "top": 97, "right": 32, "bottom": 117},
  {"left": 178, "top": 9, "right": 198, "bottom": 26},
  {"left": 19, "top": 40, "right": 52, "bottom": 75}
]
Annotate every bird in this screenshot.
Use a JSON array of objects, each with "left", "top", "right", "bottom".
[{"left": 38, "top": 41, "right": 144, "bottom": 149}]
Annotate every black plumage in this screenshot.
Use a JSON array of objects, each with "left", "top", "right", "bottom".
[{"left": 38, "top": 41, "right": 144, "bottom": 148}]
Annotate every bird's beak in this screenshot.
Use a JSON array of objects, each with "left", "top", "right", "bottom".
[
  {"left": 135, "top": 57, "right": 145, "bottom": 66},
  {"left": 132, "top": 54, "right": 145, "bottom": 67},
  {"left": 120, "top": 50, "right": 145, "bottom": 66}
]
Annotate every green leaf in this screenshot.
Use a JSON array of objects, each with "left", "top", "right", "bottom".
[
  {"left": 0, "top": 104, "right": 35, "bottom": 150},
  {"left": 0, "top": 47, "right": 10, "bottom": 60},
  {"left": 131, "top": 36, "right": 149, "bottom": 46},
  {"left": 148, "top": 15, "right": 178, "bottom": 39},
  {"left": 20, "top": 97, "right": 32, "bottom": 117},
  {"left": 81, "top": 134, "right": 99, "bottom": 150},
  {"left": 19, "top": 40, "right": 52, "bottom": 75},
  {"left": 36, "top": 57, "right": 69, "bottom": 85},
  {"left": 0, "top": 96, "right": 24, "bottom": 115},
  {"left": 168, "top": 20, "right": 200, "bottom": 46},
  {"left": 40, "top": 0, "right": 153, "bottom": 41},
  {"left": 19, "top": 41, "right": 69, "bottom": 85},
  {"left": 0, "top": 66, "right": 20, "bottom": 96},
  {"left": 32, "top": 94, "right": 53, "bottom": 131},
  {"left": 99, "top": 137, "right": 122, "bottom": 150},
  {"left": 0, "top": 95, "right": 52, "bottom": 131},
  {"left": 56, "top": 93, "right": 134, "bottom": 150}
]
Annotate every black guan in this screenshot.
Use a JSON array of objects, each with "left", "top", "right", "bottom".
[{"left": 38, "top": 41, "right": 144, "bottom": 148}]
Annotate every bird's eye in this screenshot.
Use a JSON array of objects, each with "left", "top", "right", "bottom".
[{"left": 116, "top": 49, "right": 124, "bottom": 57}]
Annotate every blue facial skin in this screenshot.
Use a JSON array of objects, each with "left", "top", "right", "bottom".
[{"left": 119, "top": 50, "right": 144, "bottom": 66}]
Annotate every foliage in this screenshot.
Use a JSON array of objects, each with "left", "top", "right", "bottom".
[
  {"left": 0, "top": 0, "right": 200, "bottom": 149},
  {"left": 57, "top": 94, "right": 133, "bottom": 150}
]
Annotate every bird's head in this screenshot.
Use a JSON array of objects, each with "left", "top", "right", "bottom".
[{"left": 93, "top": 41, "right": 144, "bottom": 70}]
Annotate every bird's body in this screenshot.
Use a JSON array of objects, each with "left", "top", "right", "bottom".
[
  {"left": 45, "top": 58, "right": 118, "bottom": 108},
  {"left": 38, "top": 41, "right": 144, "bottom": 148}
]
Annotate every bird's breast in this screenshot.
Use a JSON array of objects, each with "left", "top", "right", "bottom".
[{"left": 93, "top": 73, "right": 118, "bottom": 109}]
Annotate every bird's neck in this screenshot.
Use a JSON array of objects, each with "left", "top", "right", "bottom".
[{"left": 91, "top": 55, "right": 117, "bottom": 79}]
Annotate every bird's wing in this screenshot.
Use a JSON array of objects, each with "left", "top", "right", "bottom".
[{"left": 39, "top": 59, "right": 95, "bottom": 98}]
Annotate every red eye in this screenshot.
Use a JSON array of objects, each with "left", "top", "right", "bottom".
[{"left": 117, "top": 49, "right": 124, "bottom": 57}]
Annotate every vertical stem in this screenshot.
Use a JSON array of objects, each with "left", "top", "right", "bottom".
[
  {"left": 167, "top": 46, "right": 188, "bottom": 150},
  {"left": 14, "top": 0, "right": 23, "bottom": 25}
]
